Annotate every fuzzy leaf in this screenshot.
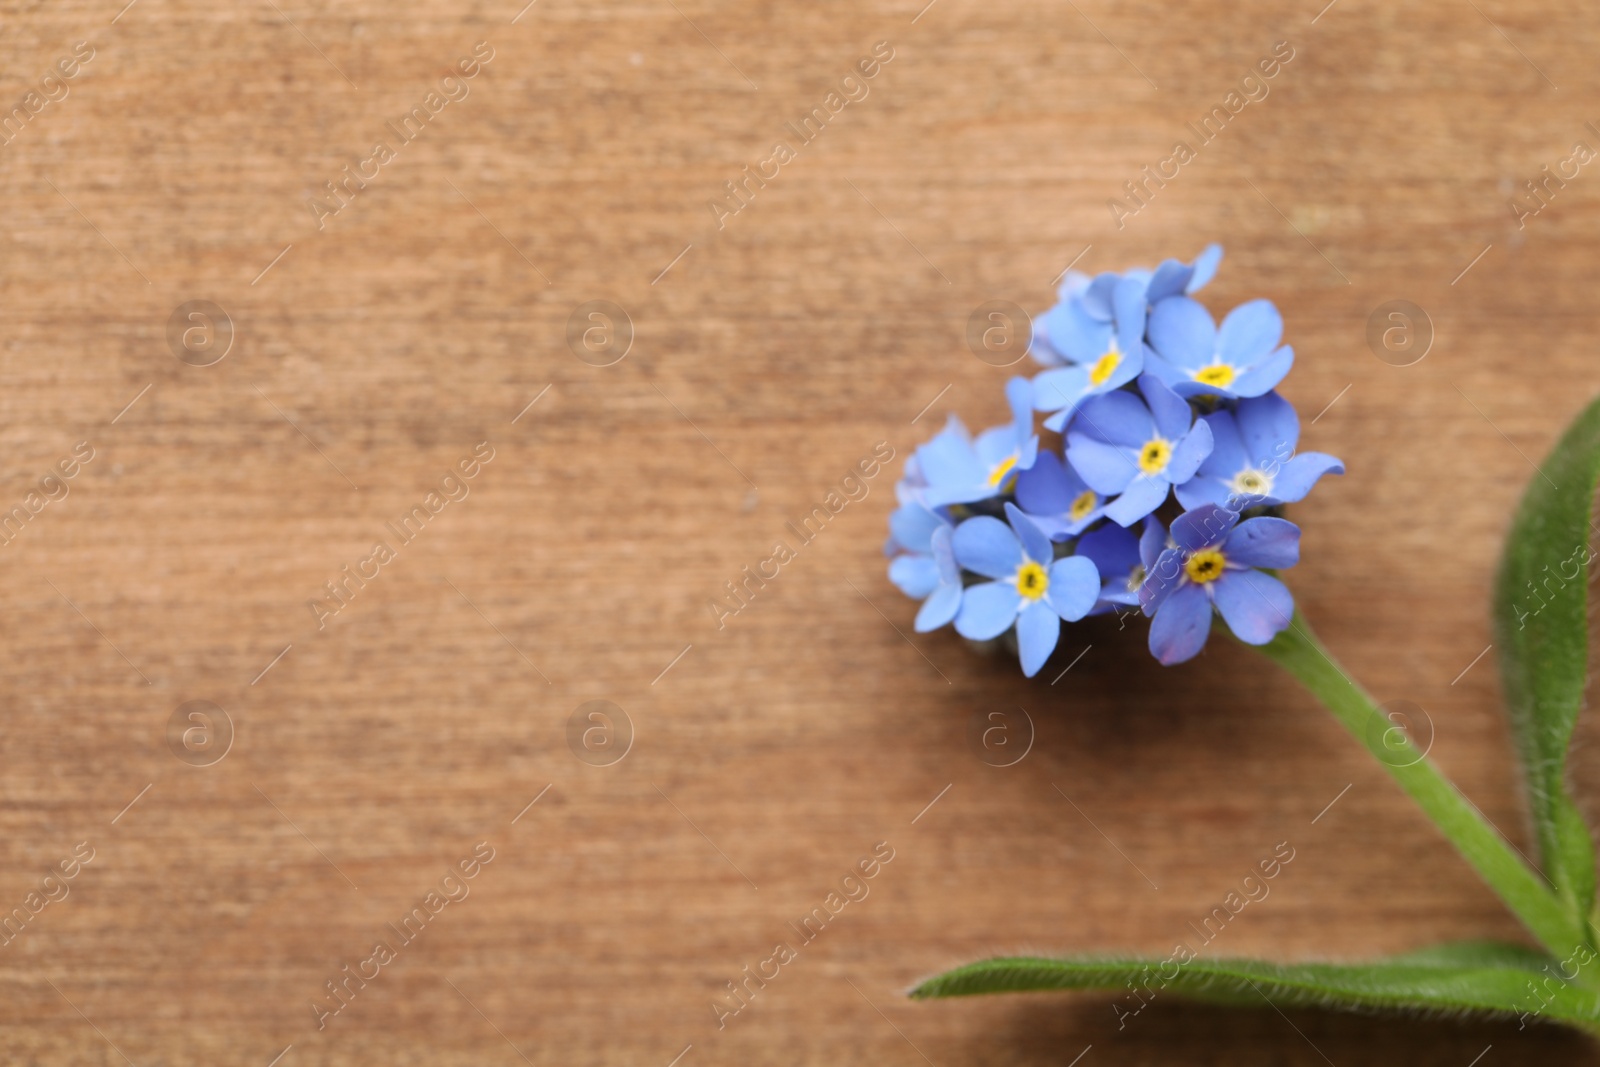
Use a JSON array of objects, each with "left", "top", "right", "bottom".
[
  {"left": 1494, "top": 394, "right": 1600, "bottom": 925},
  {"left": 910, "top": 942, "right": 1600, "bottom": 1031}
]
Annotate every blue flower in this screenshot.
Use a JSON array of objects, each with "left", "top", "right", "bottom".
[
  {"left": 1139, "top": 503, "right": 1300, "bottom": 665},
  {"left": 888, "top": 525, "right": 963, "bottom": 632},
  {"left": 1075, "top": 516, "right": 1165, "bottom": 613},
  {"left": 1142, "top": 244, "right": 1224, "bottom": 304},
  {"left": 1030, "top": 272, "right": 1148, "bottom": 432},
  {"left": 1066, "top": 374, "right": 1215, "bottom": 526},
  {"left": 914, "top": 377, "right": 1039, "bottom": 508},
  {"left": 1146, "top": 296, "right": 1292, "bottom": 400},
  {"left": 1012, "top": 448, "right": 1105, "bottom": 541},
  {"left": 952, "top": 503, "right": 1100, "bottom": 676},
  {"left": 1176, "top": 392, "right": 1345, "bottom": 511}
]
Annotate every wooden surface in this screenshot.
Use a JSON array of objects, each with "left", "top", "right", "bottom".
[{"left": 2, "top": 0, "right": 1600, "bottom": 1063}]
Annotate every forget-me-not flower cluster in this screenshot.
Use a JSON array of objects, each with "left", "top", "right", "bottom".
[{"left": 886, "top": 246, "right": 1344, "bottom": 672}]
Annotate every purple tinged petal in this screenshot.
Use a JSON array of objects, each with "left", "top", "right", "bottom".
[
  {"left": 1213, "top": 569, "right": 1294, "bottom": 645},
  {"left": 1139, "top": 374, "right": 1192, "bottom": 440},
  {"left": 1229, "top": 345, "right": 1294, "bottom": 397},
  {"left": 1217, "top": 299, "right": 1284, "bottom": 362},
  {"left": 1224, "top": 517, "right": 1301, "bottom": 569},
  {"left": 1139, "top": 515, "right": 1168, "bottom": 572},
  {"left": 951, "top": 515, "right": 1024, "bottom": 579},
  {"left": 1005, "top": 502, "right": 1054, "bottom": 566},
  {"left": 1147, "top": 296, "right": 1216, "bottom": 370},
  {"left": 1234, "top": 392, "right": 1300, "bottom": 465},
  {"left": 1016, "top": 601, "right": 1061, "bottom": 676},
  {"left": 955, "top": 581, "right": 1022, "bottom": 640},
  {"left": 915, "top": 583, "right": 962, "bottom": 632},
  {"left": 889, "top": 554, "right": 940, "bottom": 598},
  {"left": 1103, "top": 475, "right": 1170, "bottom": 526},
  {"left": 1170, "top": 503, "right": 1238, "bottom": 552},
  {"left": 1140, "top": 547, "right": 1185, "bottom": 614},
  {"left": 1045, "top": 555, "right": 1101, "bottom": 622},
  {"left": 1148, "top": 582, "right": 1214, "bottom": 665},
  {"left": 1066, "top": 434, "right": 1138, "bottom": 495},
  {"left": 1269, "top": 452, "right": 1344, "bottom": 503},
  {"left": 1164, "top": 417, "right": 1213, "bottom": 485}
]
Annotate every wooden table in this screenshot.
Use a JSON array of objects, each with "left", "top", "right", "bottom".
[{"left": 2, "top": 0, "right": 1597, "bottom": 1062}]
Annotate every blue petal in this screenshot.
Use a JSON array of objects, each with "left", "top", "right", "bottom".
[
  {"left": 1073, "top": 390, "right": 1153, "bottom": 447},
  {"left": 974, "top": 424, "right": 1020, "bottom": 468},
  {"left": 955, "top": 581, "right": 1021, "bottom": 640},
  {"left": 917, "top": 428, "right": 985, "bottom": 487},
  {"left": 1112, "top": 274, "right": 1149, "bottom": 355},
  {"left": 1196, "top": 410, "right": 1248, "bottom": 478},
  {"left": 1185, "top": 244, "right": 1223, "bottom": 293},
  {"left": 1145, "top": 259, "right": 1189, "bottom": 304},
  {"left": 1032, "top": 365, "right": 1090, "bottom": 414},
  {"left": 1139, "top": 515, "right": 1167, "bottom": 571},
  {"left": 1140, "top": 351, "right": 1187, "bottom": 389},
  {"left": 1148, "top": 582, "right": 1213, "bottom": 665},
  {"left": 1139, "top": 374, "right": 1192, "bottom": 441},
  {"left": 1045, "top": 555, "right": 1100, "bottom": 621},
  {"left": 888, "top": 502, "right": 943, "bottom": 555},
  {"left": 931, "top": 524, "right": 960, "bottom": 584},
  {"left": 1006, "top": 376, "right": 1035, "bottom": 434},
  {"left": 889, "top": 554, "right": 939, "bottom": 598},
  {"left": 1104, "top": 475, "right": 1170, "bottom": 526},
  {"left": 1065, "top": 434, "right": 1137, "bottom": 495},
  {"left": 1235, "top": 391, "right": 1299, "bottom": 465},
  {"left": 1076, "top": 522, "right": 1140, "bottom": 577},
  {"left": 1225, "top": 517, "right": 1301, "bottom": 569},
  {"left": 1213, "top": 568, "right": 1293, "bottom": 645},
  {"left": 1005, "top": 502, "right": 1054, "bottom": 566},
  {"left": 1269, "top": 452, "right": 1344, "bottom": 503},
  {"left": 1230, "top": 345, "right": 1294, "bottom": 397},
  {"left": 951, "top": 515, "right": 1023, "bottom": 579},
  {"left": 1164, "top": 417, "right": 1213, "bottom": 485},
  {"left": 1016, "top": 601, "right": 1061, "bottom": 677},
  {"left": 1081, "top": 273, "right": 1120, "bottom": 321},
  {"left": 1174, "top": 474, "right": 1231, "bottom": 511},
  {"left": 1170, "top": 503, "right": 1237, "bottom": 552},
  {"left": 1217, "top": 299, "right": 1283, "bottom": 363},
  {"left": 1147, "top": 296, "right": 1216, "bottom": 370},
  {"left": 915, "top": 583, "right": 962, "bottom": 632},
  {"left": 1015, "top": 449, "right": 1075, "bottom": 515}
]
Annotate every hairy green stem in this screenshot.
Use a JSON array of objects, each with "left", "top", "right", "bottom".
[{"left": 1257, "top": 614, "right": 1594, "bottom": 965}]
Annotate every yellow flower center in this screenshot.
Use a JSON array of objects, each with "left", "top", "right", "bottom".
[
  {"left": 1069, "top": 489, "right": 1098, "bottom": 522},
  {"left": 987, "top": 455, "right": 1018, "bottom": 488},
  {"left": 1184, "top": 548, "right": 1227, "bottom": 584},
  {"left": 1193, "top": 363, "right": 1235, "bottom": 388},
  {"left": 1126, "top": 564, "right": 1146, "bottom": 593},
  {"left": 1231, "top": 468, "right": 1273, "bottom": 497},
  {"left": 1014, "top": 561, "right": 1049, "bottom": 600},
  {"left": 1138, "top": 438, "right": 1172, "bottom": 475},
  {"left": 1089, "top": 347, "right": 1122, "bottom": 386}
]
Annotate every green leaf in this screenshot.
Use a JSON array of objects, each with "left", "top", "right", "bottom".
[
  {"left": 1494, "top": 394, "right": 1600, "bottom": 927},
  {"left": 909, "top": 942, "right": 1600, "bottom": 1031}
]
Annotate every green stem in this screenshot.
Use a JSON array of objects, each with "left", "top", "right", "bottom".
[{"left": 1257, "top": 613, "right": 1593, "bottom": 963}]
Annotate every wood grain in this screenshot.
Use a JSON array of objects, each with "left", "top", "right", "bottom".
[{"left": 1, "top": 0, "right": 1599, "bottom": 1062}]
